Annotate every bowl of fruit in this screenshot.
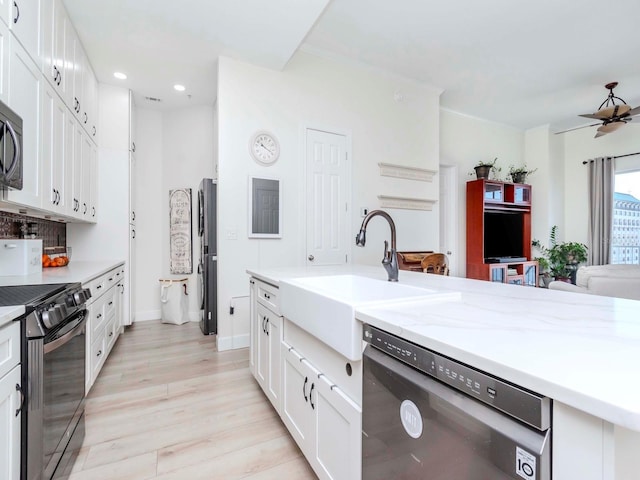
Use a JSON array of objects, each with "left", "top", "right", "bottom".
[{"left": 42, "top": 247, "right": 70, "bottom": 268}]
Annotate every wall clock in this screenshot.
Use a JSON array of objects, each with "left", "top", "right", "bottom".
[{"left": 249, "top": 131, "right": 280, "bottom": 165}]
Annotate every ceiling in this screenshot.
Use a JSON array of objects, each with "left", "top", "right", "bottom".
[{"left": 64, "top": 0, "right": 640, "bottom": 132}]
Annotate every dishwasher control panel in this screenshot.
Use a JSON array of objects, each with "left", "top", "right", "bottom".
[{"left": 363, "top": 324, "right": 551, "bottom": 431}]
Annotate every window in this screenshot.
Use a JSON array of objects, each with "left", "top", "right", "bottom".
[{"left": 612, "top": 170, "right": 640, "bottom": 265}]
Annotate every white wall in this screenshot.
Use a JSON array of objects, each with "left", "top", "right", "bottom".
[
  {"left": 134, "top": 105, "right": 216, "bottom": 321},
  {"left": 217, "top": 52, "right": 442, "bottom": 349},
  {"left": 439, "top": 109, "right": 524, "bottom": 275}
]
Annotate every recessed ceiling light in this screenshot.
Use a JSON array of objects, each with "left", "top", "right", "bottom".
[
  {"left": 113, "top": 72, "right": 127, "bottom": 80},
  {"left": 174, "top": 84, "right": 186, "bottom": 92}
]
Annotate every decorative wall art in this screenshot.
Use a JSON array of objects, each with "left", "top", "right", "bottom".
[{"left": 169, "top": 188, "right": 193, "bottom": 274}]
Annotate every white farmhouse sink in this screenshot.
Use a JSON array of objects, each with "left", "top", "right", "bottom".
[{"left": 279, "top": 274, "right": 460, "bottom": 360}]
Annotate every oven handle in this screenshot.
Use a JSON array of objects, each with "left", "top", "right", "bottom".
[{"left": 43, "top": 314, "right": 86, "bottom": 354}]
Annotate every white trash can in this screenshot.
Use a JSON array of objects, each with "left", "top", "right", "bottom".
[{"left": 159, "top": 278, "right": 189, "bottom": 325}]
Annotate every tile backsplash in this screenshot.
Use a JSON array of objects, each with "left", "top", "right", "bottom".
[{"left": 0, "top": 212, "right": 66, "bottom": 249}]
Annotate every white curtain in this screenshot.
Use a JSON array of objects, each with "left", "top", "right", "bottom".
[{"left": 587, "top": 157, "right": 614, "bottom": 265}]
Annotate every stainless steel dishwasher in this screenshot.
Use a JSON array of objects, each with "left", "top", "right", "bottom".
[{"left": 362, "top": 324, "right": 551, "bottom": 480}]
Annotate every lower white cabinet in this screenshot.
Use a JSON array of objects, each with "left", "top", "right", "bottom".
[
  {"left": 255, "top": 302, "right": 282, "bottom": 412},
  {"left": 85, "top": 264, "right": 124, "bottom": 392},
  {"left": 0, "top": 322, "right": 21, "bottom": 480},
  {"left": 249, "top": 276, "right": 362, "bottom": 480},
  {"left": 282, "top": 343, "right": 361, "bottom": 480}
]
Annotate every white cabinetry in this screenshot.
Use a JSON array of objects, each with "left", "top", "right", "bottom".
[
  {"left": 0, "top": 0, "right": 11, "bottom": 27},
  {"left": 9, "top": 0, "right": 40, "bottom": 64},
  {"left": 282, "top": 342, "right": 361, "bottom": 480},
  {"left": 249, "top": 276, "right": 362, "bottom": 480},
  {"left": 0, "top": 19, "right": 9, "bottom": 103},
  {"left": 4, "top": 37, "right": 41, "bottom": 209},
  {"left": 0, "top": 322, "right": 21, "bottom": 480},
  {"left": 84, "top": 264, "right": 125, "bottom": 392},
  {"left": 41, "top": 81, "right": 67, "bottom": 214},
  {"left": 250, "top": 278, "right": 282, "bottom": 413}
]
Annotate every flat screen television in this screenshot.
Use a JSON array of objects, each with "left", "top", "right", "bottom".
[{"left": 483, "top": 211, "right": 524, "bottom": 261}]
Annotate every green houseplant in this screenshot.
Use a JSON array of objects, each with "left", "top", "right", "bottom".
[
  {"left": 470, "top": 158, "right": 501, "bottom": 180},
  {"left": 532, "top": 226, "right": 588, "bottom": 283},
  {"left": 508, "top": 164, "right": 537, "bottom": 184}
]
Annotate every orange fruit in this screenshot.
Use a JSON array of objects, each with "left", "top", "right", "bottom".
[
  {"left": 42, "top": 254, "right": 50, "bottom": 265},
  {"left": 43, "top": 258, "right": 51, "bottom": 268}
]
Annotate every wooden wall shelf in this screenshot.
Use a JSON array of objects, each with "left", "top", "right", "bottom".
[
  {"left": 378, "top": 163, "right": 437, "bottom": 182},
  {"left": 378, "top": 195, "right": 437, "bottom": 211}
]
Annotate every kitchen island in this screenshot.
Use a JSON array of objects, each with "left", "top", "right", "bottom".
[{"left": 247, "top": 264, "right": 640, "bottom": 480}]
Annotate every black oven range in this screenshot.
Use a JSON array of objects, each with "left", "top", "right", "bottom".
[{"left": 0, "top": 282, "right": 91, "bottom": 480}]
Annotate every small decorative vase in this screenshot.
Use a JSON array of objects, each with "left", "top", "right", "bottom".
[
  {"left": 474, "top": 165, "right": 491, "bottom": 180},
  {"left": 511, "top": 172, "right": 526, "bottom": 184}
]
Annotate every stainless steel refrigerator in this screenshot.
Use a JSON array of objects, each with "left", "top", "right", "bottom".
[{"left": 198, "top": 178, "right": 217, "bottom": 335}]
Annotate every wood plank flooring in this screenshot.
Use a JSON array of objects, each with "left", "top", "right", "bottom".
[{"left": 67, "top": 321, "right": 317, "bottom": 480}]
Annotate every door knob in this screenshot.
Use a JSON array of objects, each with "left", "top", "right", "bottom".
[{"left": 308, "top": 255, "right": 314, "bottom": 261}]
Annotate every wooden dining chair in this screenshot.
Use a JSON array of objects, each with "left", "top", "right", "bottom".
[{"left": 421, "top": 253, "right": 449, "bottom": 276}]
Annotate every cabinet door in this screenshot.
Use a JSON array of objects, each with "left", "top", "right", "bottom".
[
  {"left": 9, "top": 0, "right": 40, "bottom": 64},
  {"left": 127, "top": 228, "right": 135, "bottom": 325},
  {"left": 0, "top": 365, "right": 21, "bottom": 480},
  {"left": 81, "top": 133, "right": 92, "bottom": 219},
  {"left": 266, "top": 313, "right": 282, "bottom": 413},
  {"left": 41, "top": 83, "right": 67, "bottom": 214},
  {"left": 88, "top": 140, "right": 98, "bottom": 221},
  {"left": 0, "top": 18, "right": 9, "bottom": 104},
  {"left": 5, "top": 37, "right": 41, "bottom": 209},
  {"left": 282, "top": 344, "right": 316, "bottom": 454},
  {"left": 489, "top": 264, "right": 507, "bottom": 283},
  {"left": 249, "top": 279, "right": 257, "bottom": 376},
  {"left": 255, "top": 303, "right": 269, "bottom": 389},
  {"left": 70, "top": 119, "right": 83, "bottom": 219},
  {"left": 314, "top": 377, "right": 362, "bottom": 480}
]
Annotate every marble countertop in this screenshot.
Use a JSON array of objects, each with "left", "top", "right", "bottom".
[
  {"left": 247, "top": 264, "right": 640, "bottom": 431},
  {"left": 0, "top": 305, "right": 25, "bottom": 328},
  {"left": 0, "top": 260, "right": 125, "bottom": 288}
]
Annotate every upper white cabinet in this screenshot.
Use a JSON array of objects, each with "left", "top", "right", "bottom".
[
  {"left": 0, "top": 0, "right": 11, "bottom": 27},
  {"left": 3, "top": 37, "right": 42, "bottom": 210},
  {"left": 41, "top": 0, "right": 68, "bottom": 99},
  {"left": 0, "top": 19, "right": 9, "bottom": 104},
  {"left": 9, "top": 0, "right": 40, "bottom": 65},
  {"left": 41, "top": 81, "right": 68, "bottom": 214}
]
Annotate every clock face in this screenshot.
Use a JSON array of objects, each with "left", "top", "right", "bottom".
[{"left": 250, "top": 131, "right": 280, "bottom": 165}]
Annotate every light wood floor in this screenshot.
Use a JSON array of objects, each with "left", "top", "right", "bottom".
[{"left": 67, "top": 321, "right": 317, "bottom": 480}]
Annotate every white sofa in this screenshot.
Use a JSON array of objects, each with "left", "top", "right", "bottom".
[{"left": 548, "top": 264, "right": 640, "bottom": 300}]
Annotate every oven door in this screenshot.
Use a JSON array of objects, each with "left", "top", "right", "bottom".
[
  {"left": 362, "top": 346, "right": 550, "bottom": 480},
  {"left": 43, "top": 312, "right": 86, "bottom": 479}
]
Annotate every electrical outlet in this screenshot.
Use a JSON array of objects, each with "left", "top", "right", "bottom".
[
  {"left": 360, "top": 207, "right": 368, "bottom": 217},
  {"left": 226, "top": 227, "right": 238, "bottom": 240}
]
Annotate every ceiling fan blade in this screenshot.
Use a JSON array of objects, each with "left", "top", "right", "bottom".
[
  {"left": 554, "top": 122, "right": 601, "bottom": 135},
  {"left": 579, "top": 113, "right": 605, "bottom": 120},
  {"left": 627, "top": 105, "right": 640, "bottom": 116},
  {"left": 594, "top": 121, "right": 626, "bottom": 138}
]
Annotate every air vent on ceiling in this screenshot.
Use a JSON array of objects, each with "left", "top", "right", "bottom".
[{"left": 144, "top": 96, "right": 162, "bottom": 103}]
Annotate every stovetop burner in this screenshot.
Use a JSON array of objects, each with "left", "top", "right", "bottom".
[{"left": 0, "top": 284, "right": 68, "bottom": 307}]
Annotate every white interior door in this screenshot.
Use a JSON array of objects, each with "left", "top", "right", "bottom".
[
  {"left": 305, "top": 128, "right": 349, "bottom": 266},
  {"left": 439, "top": 165, "right": 459, "bottom": 276}
]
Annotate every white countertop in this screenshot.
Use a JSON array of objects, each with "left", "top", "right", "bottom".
[
  {"left": 247, "top": 265, "right": 640, "bottom": 431},
  {"left": 0, "top": 260, "right": 125, "bottom": 287},
  {"left": 0, "top": 305, "right": 25, "bottom": 328}
]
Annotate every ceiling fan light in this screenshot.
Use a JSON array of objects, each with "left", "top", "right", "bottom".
[{"left": 596, "top": 104, "right": 631, "bottom": 119}]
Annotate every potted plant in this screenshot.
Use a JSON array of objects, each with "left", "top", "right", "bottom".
[
  {"left": 508, "top": 164, "right": 537, "bottom": 184},
  {"left": 534, "top": 256, "right": 552, "bottom": 288},
  {"left": 532, "top": 226, "right": 588, "bottom": 283},
  {"left": 470, "top": 158, "right": 501, "bottom": 180}
]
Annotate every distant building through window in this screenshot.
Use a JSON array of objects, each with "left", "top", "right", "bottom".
[{"left": 612, "top": 171, "right": 640, "bottom": 265}]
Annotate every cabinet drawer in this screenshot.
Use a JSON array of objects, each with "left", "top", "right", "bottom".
[
  {"left": 90, "top": 331, "right": 106, "bottom": 379},
  {"left": 86, "top": 276, "right": 107, "bottom": 300},
  {"left": 89, "top": 295, "right": 106, "bottom": 335},
  {"left": 256, "top": 280, "right": 279, "bottom": 315},
  {"left": 105, "top": 314, "right": 117, "bottom": 353},
  {"left": 0, "top": 322, "right": 20, "bottom": 379},
  {"left": 103, "top": 288, "right": 116, "bottom": 319}
]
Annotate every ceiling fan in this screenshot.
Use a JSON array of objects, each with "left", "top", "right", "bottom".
[{"left": 557, "top": 82, "right": 640, "bottom": 138}]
